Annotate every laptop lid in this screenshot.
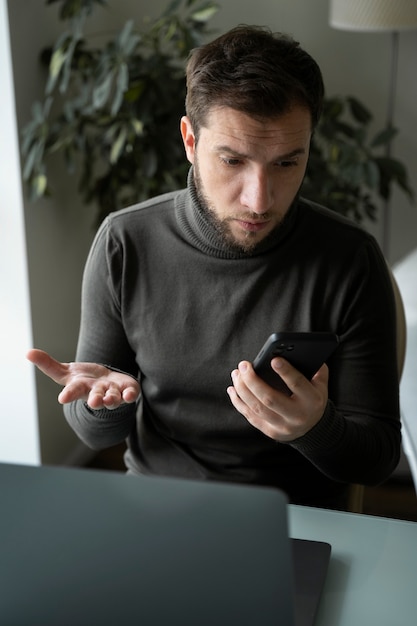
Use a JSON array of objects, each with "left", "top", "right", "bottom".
[{"left": 0, "top": 463, "right": 299, "bottom": 626}]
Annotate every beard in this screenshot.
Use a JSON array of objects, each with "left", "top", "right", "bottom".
[{"left": 192, "top": 157, "right": 287, "bottom": 255}]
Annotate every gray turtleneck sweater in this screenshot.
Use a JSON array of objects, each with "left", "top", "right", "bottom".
[{"left": 64, "top": 172, "right": 401, "bottom": 507}]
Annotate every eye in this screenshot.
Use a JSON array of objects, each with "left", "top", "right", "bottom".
[
  {"left": 277, "top": 159, "right": 298, "bottom": 168},
  {"left": 221, "top": 157, "right": 242, "bottom": 167}
]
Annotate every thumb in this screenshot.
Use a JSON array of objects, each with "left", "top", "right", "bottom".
[{"left": 26, "top": 348, "right": 69, "bottom": 386}]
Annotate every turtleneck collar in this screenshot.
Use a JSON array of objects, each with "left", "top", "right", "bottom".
[{"left": 175, "top": 168, "right": 300, "bottom": 260}]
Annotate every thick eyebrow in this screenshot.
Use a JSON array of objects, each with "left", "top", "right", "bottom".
[{"left": 213, "top": 146, "right": 307, "bottom": 161}]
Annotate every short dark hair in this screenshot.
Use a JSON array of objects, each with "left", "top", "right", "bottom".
[{"left": 185, "top": 25, "right": 324, "bottom": 137}]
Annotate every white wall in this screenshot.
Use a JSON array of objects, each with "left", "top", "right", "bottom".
[
  {"left": 3, "top": 0, "right": 417, "bottom": 465},
  {"left": 6, "top": 0, "right": 96, "bottom": 465},
  {"left": 0, "top": 0, "right": 40, "bottom": 465}
]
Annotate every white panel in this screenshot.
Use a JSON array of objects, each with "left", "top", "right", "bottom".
[{"left": 0, "top": 0, "right": 40, "bottom": 464}]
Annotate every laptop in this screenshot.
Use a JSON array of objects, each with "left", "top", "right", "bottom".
[{"left": 0, "top": 463, "right": 330, "bottom": 626}]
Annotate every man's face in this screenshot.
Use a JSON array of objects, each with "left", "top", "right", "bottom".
[{"left": 181, "top": 106, "right": 312, "bottom": 253}]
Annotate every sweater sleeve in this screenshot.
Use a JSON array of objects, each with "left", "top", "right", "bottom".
[
  {"left": 64, "top": 401, "right": 136, "bottom": 450},
  {"left": 289, "top": 237, "right": 401, "bottom": 485},
  {"left": 63, "top": 217, "right": 138, "bottom": 449},
  {"left": 289, "top": 400, "right": 400, "bottom": 485}
]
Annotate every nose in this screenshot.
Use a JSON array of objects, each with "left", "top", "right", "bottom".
[{"left": 240, "top": 168, "right": 273, "bottom": 215}]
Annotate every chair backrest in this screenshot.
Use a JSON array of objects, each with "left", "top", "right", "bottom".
[
  {"left": 348, "top": 265, "right": 407, "bottom": 513},
  {"left": 388, "top": 265, "right": 407, "bottom": 379},
  {"left": 393, "top": 249, "right": 417, "bottom": 494}
]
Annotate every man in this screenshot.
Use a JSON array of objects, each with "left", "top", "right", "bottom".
[{"left": 28, "top": 25, "right": 401, "bottom": 509}]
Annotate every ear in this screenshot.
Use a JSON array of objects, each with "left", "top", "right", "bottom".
[{"left": 180, "top": 116, "right": 196, "bottom": 164}]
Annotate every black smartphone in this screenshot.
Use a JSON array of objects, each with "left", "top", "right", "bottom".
[{"left": 253, "top": 332, "right": 339, "bottom": 395}]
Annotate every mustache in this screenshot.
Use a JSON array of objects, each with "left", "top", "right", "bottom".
[{"left": 227, "top": 213, "right": 271, "bottom": 222}]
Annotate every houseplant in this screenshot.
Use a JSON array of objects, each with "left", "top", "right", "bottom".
[
  {"left": 303, "top": 96, "right": 414, "bottom": 223},
  {"left": 21, "top": 0, "right": 219, "bottom": 224},
  {"left": 21, "top": 0, "right": 413, "bottom": 226}
]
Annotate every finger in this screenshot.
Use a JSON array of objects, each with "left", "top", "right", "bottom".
[
  {"left": 57, "top": 380, "right": 93, "bottom": 405},
  {"left": 231, "top": 362, "right": 299, "bottom": 440},
  {"left": 234, "top": 361, "right": 287, "bottom": 412},
  {"left": 310, "top": 363, "right": 329, "bottom": 388},
  {"left": 102, "top": 385, "right": 125, "bottom": 410},
  {"left": 270, "top": 358, "right": 329, "bottom": 397},
  {"left": 270, "top": 357, "right": 308, "bottom": 396},
  {"left": 230, "top": 367, "right": 262, "bottom": 414},
  {"left": 58, "top": 383, "right": 122, "bottom": 408},
  {"left": 58, "top": 376, "right": 139, "bottom": 408},
  {"left": 85, "top": 383, "right": 120, "bottom": 410},
  {"left": 270, "top": 359, "right": 328, "bottom": 431},
  {"left": 231, "top": 361, "right": 328, "bottom": 442},
  {"left": 26, "top": 349, "right": 69, "bottom": 385},
  {"left": 231, "top": 365, "right": 281, "bottom": 420},
  {"left": 121, "top": 385, "right": 140, "bottom": 404},
  {"left": 106, "top": 376, "right": 140, "bottom": 406},
  {"left": 227, "top": 383, "right": 285, "bottom": 441},
  {"left": 88, "top": 380, "right": 138, "bottom": 410},
  {"left": 227, "top": 383, "right": 253, "bottom": 418}
]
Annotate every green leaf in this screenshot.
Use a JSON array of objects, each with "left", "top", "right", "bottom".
[
  {"left": 191, "top": 5, "right": 219, "bottom": 22},
  {"left": 321, "top": 98, "right": 344, "bottom": 119},
  {"left": 93, "top": 72, "right": 113, "bottom": 109},
  {"left": 58, "top": 39, "right": 78, "bottom": 93},
  {"left": 110, "top": 126, "right": 127, "bottom": 164},
  {"left": 347, "top": 96, "right": 372, "bottom": 125},
  {"left": 111, "top": 63, "right": 128, "bottom": 115},
  {"left": 334, "top": 121, "right": 358, "bottom": 140},
  {"left": 118, "top": 19, "right": 140, "bottom": 55},
  {"left": 375, "top": 156, "right": 414, "bottom": 200},
  {"left": 49, "top": 47, "right": 67, "bottom": 82},
  {"left": 124, "top": 80, "right": 146, "bottom": 102},
  {"left": 118, "top": 19, "right": 134, "bottom": 48},
  {"left": 30, "top": 99, "right": 49, "bottom": 124},
  {"left": 163, "top": 0, "right": 184, "bottom": 17},
  {"left": 164, "top": 21, "right": 179, "bottom": 42},
  {"left": 22, "top": 145, "right": 37, "bottom": 181},
  {"left": 34, "top": 174, "right": 48, "bottom": 197},
  {"left": 143, "top": 149, "right": 158, "bottom": 178},
  {"left": 371, "top": 126, "right": 398, "bottom": 148},
  {"left": 364, "top": 160, "right": 380, "bottom": 190},
  {"left": 131, "top": 119, "right": 144, "bottom": 135}
]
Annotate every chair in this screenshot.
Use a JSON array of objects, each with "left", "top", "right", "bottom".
[
  {"left": 393, "top": 248, "right": 417, "bottom": 494},
  {"left": 348, "top": 265, "right": 407, "bottom": 513}
]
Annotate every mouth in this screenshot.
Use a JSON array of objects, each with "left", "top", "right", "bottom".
[{"left": 235, "top": 219, "right": 271, "bottom": 233}]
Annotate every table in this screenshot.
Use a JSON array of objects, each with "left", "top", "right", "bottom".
[
  {"left": 290, "top": 505, "right": 417, "bottom": 626},
  {"left": 1, "top": 462, "right": 416, "bottom": 625}
]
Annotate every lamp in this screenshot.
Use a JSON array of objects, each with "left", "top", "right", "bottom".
[{"left": 329, "top": 0, "right": 417, "bottom": 257}]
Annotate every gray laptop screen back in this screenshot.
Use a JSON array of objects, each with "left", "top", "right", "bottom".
[{"left": 0, "top": 464, "right": 296, "bottom": 626}]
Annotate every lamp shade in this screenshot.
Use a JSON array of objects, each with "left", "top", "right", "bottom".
[{"left": 330, "top": 0, "right": 417, "bottom": 32}]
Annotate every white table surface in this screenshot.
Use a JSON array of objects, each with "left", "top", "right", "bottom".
[{"left": 290, "top": 505, "right": 417, "bottom": 626}]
